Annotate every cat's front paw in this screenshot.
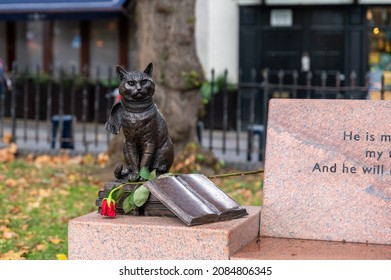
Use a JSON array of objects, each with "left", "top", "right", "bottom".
[
  {"left": 128, "top": 172, "right": 140, "bottom": 182},
  {"left": 114, "top": 164, "right": 130, "bottom": 180},
  {"left": 105, "top": 122, "right": 120, "bottom": 135}
]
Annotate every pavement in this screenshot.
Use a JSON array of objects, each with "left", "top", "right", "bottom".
[{"left": 0, "top": 118, "right": 110, "bottom": 155}]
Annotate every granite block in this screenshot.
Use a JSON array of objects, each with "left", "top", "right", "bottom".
[
  {"left": 232, "top": 237, "right": 391, "bottom": 260},
  {"left": 261, "top": 99, "right": 391, "bottom": 245},
  {"left": 68, "top": 206, "right": 261, "bottom": 260}
]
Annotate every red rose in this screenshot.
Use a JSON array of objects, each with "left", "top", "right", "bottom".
[{"left": 101, "top": 198, "right": 116, "bottom": 217}]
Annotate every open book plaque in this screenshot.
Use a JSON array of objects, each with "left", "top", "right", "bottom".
[{"left": 144, "top": 174, "right": 248, "bottom": 226}]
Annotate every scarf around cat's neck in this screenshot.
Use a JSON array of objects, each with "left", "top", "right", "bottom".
[{"left": 120, "top": 97, "right": 156, "bottom": 113}]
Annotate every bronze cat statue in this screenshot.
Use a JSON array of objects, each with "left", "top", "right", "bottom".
[{"left": 105, "top": 63, "right": 174, "bottom": 181}]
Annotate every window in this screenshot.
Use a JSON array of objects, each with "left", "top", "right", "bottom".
[
  {"left": 53, "top": 21, "right": 80, "bottom": 75},
  {"left": 16, "top": 21, "right": 43, "bottom": 70},
  {"left": 0, "top": 22, "right": 6, "bottom": 65},
  {"left": 128, "top": 17, "right": 137, "bottom": 71},
  {"left": 89, "top": 19, "right": 119, "bottom": 79},
  {"left": 367, "top": 8, "right": 391, "bottom": 72},
  {"left": 367, "top": 7, "right": 391, "bottom": 99}
]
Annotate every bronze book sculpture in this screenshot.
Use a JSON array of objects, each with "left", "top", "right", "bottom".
[{"left": 144, "top": 174, "right": 248, "bottom": 226}]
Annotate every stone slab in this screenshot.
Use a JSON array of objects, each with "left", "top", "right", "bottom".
[
  {"left": 68, "top": 206, "right": 261, "bottom": 260},
  {"left": 261, "top": 99, "right": 391, "bottom": 245},
  {"left": 231, "top": 237, "right": 391, "bottom": 260}
]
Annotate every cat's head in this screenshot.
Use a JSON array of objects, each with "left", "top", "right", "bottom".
[{"left": 116, "top": 63, "right": 155, "bottom": 102}]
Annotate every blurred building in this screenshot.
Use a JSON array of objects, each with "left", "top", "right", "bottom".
[
  {"left": 0, "top": 0, "right": 136, "bottom": 77},
  {"left": 1, "top": 0, "right": 391, "bottom": 87},
  {"left": 196, "top": 0, "right": 391, "bottom": 88}
]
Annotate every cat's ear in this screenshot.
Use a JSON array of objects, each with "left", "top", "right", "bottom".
[
  {"left": 116, "top": 65, "right": 127, "bottom": 81},
  {"left": 143, "top": 63, "right": 153, "bottom": 77}
]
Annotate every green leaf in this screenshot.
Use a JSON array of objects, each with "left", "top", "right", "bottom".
[
  {"left": 149, "top": 169, "right": 157, "bottom": 181},
  {"left": 196, "top": 154, "right": 205, "bottom": 161},
  {"left": 139, "top": 167, "right": 151, "bottom": 180},
  {"left": 111, "top": 186, "right": 125, "bottom": 202},
  {"left": 133, "top": 185, "right": 150, "bottom": 207},
  {"left": 122, "top": 192, "right": 135, "bottom": 214}
]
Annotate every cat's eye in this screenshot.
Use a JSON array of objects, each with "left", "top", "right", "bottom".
[
  {"left": 141, "top": 79, "right": 148, "bottom": 85},
  {"left": 128, "top": 81, "right": 135, "bottom": 86}
]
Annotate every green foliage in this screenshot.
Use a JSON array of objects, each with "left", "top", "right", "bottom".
[
  {"left": 200, "top": 74, "right": 237, "bottom": 104},
  {"left": 187, "top": 16, "right": 196, "bottom": 27},
  {"left": 139, "top": 167, "right": 151, "bottom": 181},
  {"left": 100, "top": 79, "right": 119, "bottom": 88},
  {"left": 181, "top": 70, "right": 202, "bottom": 90},
  {"left": 14, "top": 73, "right": 118, "bottom": 89},
  {"left": 133, "top": 185, "right": 150, "bottom": 207},
  {"left": 120, "top": 167, "right": 154, "bottom": 214},
  {"left": 158, "top": 50, "right": 169, "bottom": 85},
  {"left": 122, "top": 192, "right": 135, "bottom": 214}
]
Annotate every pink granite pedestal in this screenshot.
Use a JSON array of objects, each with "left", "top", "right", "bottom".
[{"left": 68, "top": 206, "right": 261, "bottom": 260}]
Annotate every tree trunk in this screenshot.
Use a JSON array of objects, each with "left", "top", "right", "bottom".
[{"left": 107, "top": 0, "right": 204, "bottom": 166}]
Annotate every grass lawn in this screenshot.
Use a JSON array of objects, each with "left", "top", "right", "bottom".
[{"left": 0, "top": 153, "right": 262, "bottom": 260}]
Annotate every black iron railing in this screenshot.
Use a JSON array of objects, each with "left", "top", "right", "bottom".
[
  {"left": 200, "top": 68, "right": 386, "bottom": 164},
  {"left": 0, "top": 63, "right": 117, "bottom": 154}
]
